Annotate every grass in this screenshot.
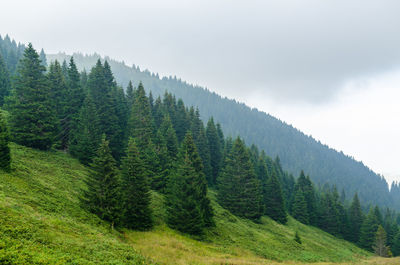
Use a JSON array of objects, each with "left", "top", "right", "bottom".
[
  {"left": 0, "top": 143, "right": 151, "bottom": 264},
  {"left": 1, "top": 143, "right": 398, "bottom": 264}
]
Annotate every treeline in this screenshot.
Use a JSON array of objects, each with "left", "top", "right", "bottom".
[
  {"left": 0, "top": 43, "right": 399, "bottom": 256},
  {"left": 48, "top": 51, "right": 395, "bottom": 211}
]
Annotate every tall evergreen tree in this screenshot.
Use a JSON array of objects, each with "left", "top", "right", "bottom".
[
  {"left": 373, "top": 225, "right": 390, "bottom": 257},
  {"left": 83, "top": 135, "right": 121, "bottom": 229},
  {"left": 66, "top": 57, "right": 85, "bottom": 150},
  {"left": 8, "top": 43, "right": 57, "bottom": 150},
  {"left": 0, "top": 54, "right": 11, "bottom": 106},
  {"left": 359, "top": 208, "right": 379, "bottom": 251},
  {"left": 47, "top": 60, "right": 67, "bottom": 148},
  {"left": 39, "top": 48, "right": 47, "bottom": 68},
  {"left": 217, "top": 137, "right": 263, "bottom": 221},
  {"left": 121, "top": 138, "right": 153, "bottom": 230},
  {"left": 206, "top": 117, "right": 222, "bottom": 186},
  {"left": 348, "top": 193, "right": 364, "bottom": 243},
  {"left": 166, "top": 133, "right": 213, "bottom": 234},
  {"left": 87, "top": 60, "right": 121, "bottom": 159},
  {"left": 0, "top": 112, "right": 11, "bottom": 171},
  {"left": 264, "top": 169, "right": 287, "bottom": 223},
  {"left": 69, "top": 94, "right": 101, "bottom": 165},
  {"left": 292, "top": 189, "right": 309, "bottom": 224}
]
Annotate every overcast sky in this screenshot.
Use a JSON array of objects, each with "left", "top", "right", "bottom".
[{"left": 2, "top": 0, "right": 400, "bottom": 183}]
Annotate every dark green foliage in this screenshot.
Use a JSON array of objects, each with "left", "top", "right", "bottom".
[
  {"left": 264, "top": 169, "right": 287, "bottom": 223},
  {"left": 218, "top": 137, "right": 263, "bottom": 221},
  {"left": 47, "top": 60, "right": 67, "bottom": 148},
  {"left": 69, "top": 95, "right": 101, "bottom": 165},
  {"left": 292, "top": 189, "right": 309, "bottom": 224},
  {"left": 348, "top": 193, "right": 364, "bottom": 243},
  {"left": 65, "top": 57, "right": 85, "bottom": 149},
  {"left": 48, "top": 52, "right": 397, "bottom": 211},
  {"left": 206, "top": 117, "right": 223, "bottom": 186},
  {"left": 8, "top": 43, "right": 58, "bottom": 150},
  {"left": 190, "top": 108, "right": 212, "bottom": 184},
  {"left": 128, "top": 82, "right": 154, "bottom": 147},
  {"left": 121, "top": 138, "right": 153, "bottom": 230},
  {"left": 0, "top": 112, "right": 10, "bottom": 171},
  {"left": 392, "top": 231, "right": 400, "bottom": 256},
  {"left": 166, "top": 133, "right": 213, "bottom": 234},
  {"left": 83, "top": 135, "right": 121, "bottom": 228},
  {"left": 292, "top": 171, "right": 317, "bottom": 225},
  {"left": 0, "top": 54, "right": 11, "bottom": 106},
  {"left": 87, "top": 60, "right": 121, "bottom": 160},
  {"left": 359, "top": 209, "right": 379, "bottom": 251}
]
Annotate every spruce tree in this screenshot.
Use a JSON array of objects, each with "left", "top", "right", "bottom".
[
  {"left": 0, "top": 54, "right": 11, "bottom": 106},
  {"left": 217, "top": 137, "right": 263, "bottom": 221},
  {"left": 83, "top": 135, "right": 121, "bottom": 229},
  {"left": 373, "top": 225, "right": 390, "bottom": 257},
  {"left": 392, "top": 231, "right": 400, "bottom": 256},
  {"left": 0, "top": 112, "right": 11, "bottom": 171},
  {"left": 359, "top": 208, "right": 379, "bottom": 251},
  {"left": 39, "top": 48, "right": 47, "bottom": 68},
  {"left": 348, "top": 193, "right": 364, "bottom": 243},
  {"left": 121, "top": 138, "right": 153, "bottom": 230},
  {"left": 292, "top": 189, "right": 309, "bottom": 224},
  {"left": 69, "top": 95, "right": 101, "bottom": 165},
  {"left": 190, "top": 108, "right": 212, "bottom": 182},
  {"left": 206, "top": 117, "right": 222, "bottom": 186},
  {"left": 9, "top": 43, "right": 58, "bottom": 150},
  {"left": 66, "top": 57, "right": 85, "bottom": 150},
  {"left": 166, "top": 133, "right": 213, "bottom": 234},
  {"left": 87, "top": 60, "right": 121, "bottom": 159},
  {"left": 264, "top": 170, "right": 287, "bottom": 223},
  {"left": 47, "top": 60, "right": 67, "bottom": 149}
]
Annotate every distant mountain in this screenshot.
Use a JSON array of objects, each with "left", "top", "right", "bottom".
[{"left": 46, "top": 52, "right": 395, "bottom": 210}]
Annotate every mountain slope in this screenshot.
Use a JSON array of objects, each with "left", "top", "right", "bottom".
[
  {"left": 47, "top": 52, "right": 393, "bottom": 210},
  {"left": 0, "top": 143, "right": 150, "bottom": 264},
  {"left": 0, "top": 143, "right": 376, "bottom": 264}
]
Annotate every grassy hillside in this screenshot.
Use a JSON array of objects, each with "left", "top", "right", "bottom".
[
  {"left": 0, "top": 143, "right": 150, "bottom": 264},
  {"left": 0, "top": 143, "right": 387, "bottom": 264}
]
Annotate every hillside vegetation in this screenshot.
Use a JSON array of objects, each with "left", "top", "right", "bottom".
[
  {"left": 46, "top": 51, "right": 394, "bottom": 210},
  {"left": 0, "top": 143, "right": 381, "bottom": 264}
]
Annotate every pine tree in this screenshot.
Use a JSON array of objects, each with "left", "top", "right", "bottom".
[
  {"left": 190, "top": 108, "right": 212, "bottom": 184},
  {"left": 39, "top": 48, "right": 47, "bottom": 68},
  {"left": 87, "top": 60, "right": 121, "bottom": 159},
  {"left": 206, "top": 117, "right": 222, "bottom": 186},
  {"left": 0, "top": 112, "right": 11, "bottom": 171},
  {"left": 359, "top": 208, "right": 379, "bottom": 251},
  {"left": 65, "top": 57, "right": 85, "bottom": 150},
  {"left": 294, "top": 231, "right": 302, "bottom": 244},
  {"left": 0, "top": 54, "right": 11, "bottom": 106},
  {"left": 373, "top": 225, "right": 390, "bottom": 257},
  {"left": 392, "top": 231, "right": 400, "bottom": 256},
  {"left": 348, "top": 193, "right": 364, "bottom": 243},
  {"left": 292, "top": 189, "right": 309, "bottom": 224},
  {"left": 69, "top": 95, "right": 101, "bottom": 165},
  {"left": 83, "top": 135, "right": 121, "bottom": 229},
  {"left": 121, "top": 138, "right": 153, "bottom": 230},
  {"left": 47, "top": 60, "right": 67, "bottom": 149},
  {"left": 217, "top": 137, "right": 263, "bottom": 221},
  {"left": 264, "top": 169, "right": 287, "bottom": 223},
  {"left": 166, "top": 133, "right": 213, "bottom": 234},
  {"left": 8, "top": 43, "right": 58, "bottom": 150}
]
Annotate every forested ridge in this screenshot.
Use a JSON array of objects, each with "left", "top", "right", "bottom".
[
  {"left": 47, "top": 50, "right": 395, "bottom": 211},
  {"left": 0, "top": 35, "right": 400, "bottom": 261}
]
